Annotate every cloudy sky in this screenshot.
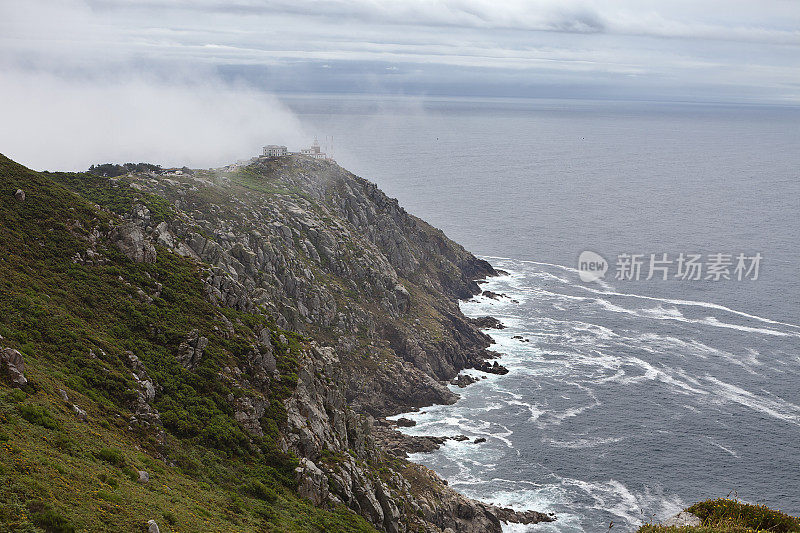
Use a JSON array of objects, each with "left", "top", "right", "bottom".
[{"left": 1, "top": 1, "right": 799, "bottom": 169}]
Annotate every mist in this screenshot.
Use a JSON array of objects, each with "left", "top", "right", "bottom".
[{"left": 0, "top": 71, "right": 308, "bottom": 172}]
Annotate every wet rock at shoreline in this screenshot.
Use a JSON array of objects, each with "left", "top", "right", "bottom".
[
  {"left": 394, "top": 417, "right": 416, "bottom": 427},
  {"left": 473, "top": 360, "right": 509, "bottom": 375},
  {"left": 470, "top": 316, "right": 506, "bottom": 330},
  {"left": 450, "top": 373, "right": 478, "bottom": 388}
]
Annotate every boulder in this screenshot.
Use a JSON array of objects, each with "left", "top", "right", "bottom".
[
  {"left": 0, "top": 348, "right": 27, "bottom": 387},
  {"left": 233, "top": 396, "right": 268, "bottom": 437},
  {"left": 470, "top": 316, "right": 506, "bottom": 330},
  {"left": 72, "top": 404, "right": 88, "bottom": 421},
  {"left": 110, "top": 222, "right": 156, "bottom": 263},
  {"left": 146, "top": 520, "right": 160, "bottom": 533},
  {"left": 295, "top": 458, "right": 330, "bottom": 506},
  {"left": 176, "top": 330, "right": 209, "bottom": 369},
  {"left": 450, "top": 374, "right": 478, "bottom": 388},
  {"left": 137, "top": 470, "right": 150, "bottom": 484},
  {"left": 662, "top": 511, "right": 701, "bottom": 527},
  {"left": 14, "top": 189, "right": 25, "bottom": 201}
]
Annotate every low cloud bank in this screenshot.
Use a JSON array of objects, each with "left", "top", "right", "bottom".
[{"left": 0, "top": 71, "right": 307, "bottom": 171}]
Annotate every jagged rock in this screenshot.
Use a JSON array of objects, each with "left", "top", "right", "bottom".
[
  {"left": 473, "top": 437, "right": 486, "bottom": 444},
  {"left": 126, "top": 354, "right": 156, "bottom": 398},
  {"left": 72, "top": 404, "right": 88, "bottom": 421},
  {"left": 470, "top": 316, "right": 505, "bottom": 330},
  {"left": 153, "top": 221, "right": 175, "bottom": 248},
  {"left": 176, "top": 330, "right": 208, "bottom": 369},
  {"left": 110, "top": 222, "right": 156, "bottom": 263},
  {"left": 450, "top": 374, "right": 477, "bottom": 388},
  {"left": 662, "top": 511, "right": 701, "bottom": 526},
  {"left": 372, "top": 423, "right": 446, "bottom": 458},
  {"left": 0, "top": 348, "right": 27, "bottom": 387},
  {"left": 473, "top": 360, "right": 509, "bottom": 375},
  {"left": 141, "top": 380, "right": 156, "bottom": 402},
  {"left": 137, "top": 470, "right": 150, "bottom": 484},
  {"left": 295, "top": 458, "right": 330, "bottom": 506},
  {"left": 354, "top": 476, "right": 385, "bottom": 527},
  {"left": 14, "top": 189, "right": 25, "bottom": 201},
  {"left": 234, "top": 396, "right": 268, "bottom": 437},
  {"left": 146, "top": 519, "right": 160, "bottom": 533}
]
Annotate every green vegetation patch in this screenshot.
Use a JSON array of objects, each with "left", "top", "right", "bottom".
[{"left": 638, "top": 498, "right": 800, "bottom": 533}]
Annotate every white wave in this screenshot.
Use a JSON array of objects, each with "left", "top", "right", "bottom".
[
  {"left": 625, "top": 332, "right": 763, "bottom": 373},
  {"left": 703, "top": 375, "right": 800, "bottom": 426},
  {"left": 539, "top": 386, "right": 601, "bottom": 427},
  {"left": 592, "top": 298, "right": 796, "bottom": 338},
  {"left": 483, "top": 256, "right": 800, "bottom": 332},
  {"left": 544, "top": 435, "right": 627, "bottom": 449},
  {"left": 505, "top": 399, "right": 545, "bottom": 422},
  {"left": 575, "top": 282, "right": 800, "bottom": 331},
  {"left": 705, "top": 436, "right": 740, "bottom": 458},
  {"left": 615, "top": 357, "right": 709, "bottom": 395},
  {"left": 699, "top": 316, "right": 796, "bottom": 337}
]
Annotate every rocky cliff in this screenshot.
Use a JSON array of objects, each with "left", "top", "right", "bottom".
[{"left": 0, "top": 153, "right": 551, "bottom": 532}]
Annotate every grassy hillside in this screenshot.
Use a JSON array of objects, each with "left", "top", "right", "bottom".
[{"left": 0, "top": 154, "right": 376, "bottom": 532}]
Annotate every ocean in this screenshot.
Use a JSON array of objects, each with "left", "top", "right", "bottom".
[{"left": 286, "top": 95, "right": 800, "bottom": 531}]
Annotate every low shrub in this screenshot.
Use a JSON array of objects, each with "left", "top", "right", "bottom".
[
  {"left": 4, "top": 389, "right": 27, "bottom": 403},
  {"left": 18, "top": 404, "right": 59, "bottom": 430},
  {"left": 31, "top": 508, "right": 76, "bottom": 533},
  {"left": 96, "top": 447, "right": 125, "bottom": 466},
  {"left": 242, "top": 480, "right": 278, "bottom": 503}
]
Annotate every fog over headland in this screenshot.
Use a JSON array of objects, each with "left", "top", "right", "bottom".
[
  {"left": 1, "top": 0, "right": 799, "bottom": 169},
  {"left": 0, "top": 72, "right": 308, "bottom": 171}
]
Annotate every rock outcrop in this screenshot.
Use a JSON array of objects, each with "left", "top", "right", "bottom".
[
  {"left": 96, "top": 155, "right": 549, "bottom": 532},
  {"left": 110, "top": 222, "right": 156, "bottom": 263},
  {"left": 0, "top": 347, "right": 27, "bottom": 387}
]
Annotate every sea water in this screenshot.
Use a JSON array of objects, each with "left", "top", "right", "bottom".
[{"left": 287, "top": 95, "right": 800, "bottom": 531}]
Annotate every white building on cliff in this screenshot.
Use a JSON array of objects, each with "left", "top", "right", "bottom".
[
  {"left": 263, "top": 145, "right": 288, "bottom": 157},
  {"left": 300, "top": 138, "right": 327, "bottom": 159}
]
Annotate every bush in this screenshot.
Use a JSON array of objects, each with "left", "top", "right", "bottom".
[
  {"left": 242, "top": 480, "right": 278, "bottom": 503},
  {"left": 96, "top": 447, "right": 125, "bottom": 466},
  {"left": 4, "top": 389, "right": 27, "bottom": 403},
  {"left": 31, "top": 508, "right": 76, "bottom": 533},
  {"left": 18, "top": 404, "right": 59, "bottom": 430},
  {"left": 51, "top": 432, "right": 74, "bottom": 452},
  {"left": 688, "top": 499, "right": 800, "bottom": 532}
]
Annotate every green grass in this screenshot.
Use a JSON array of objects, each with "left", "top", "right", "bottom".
[
  {"left": 638, "top": 498, "right": 800, "bottom": 533},
  {"left": 0, "top": 153, "right": 378, "bottom": 532}
]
